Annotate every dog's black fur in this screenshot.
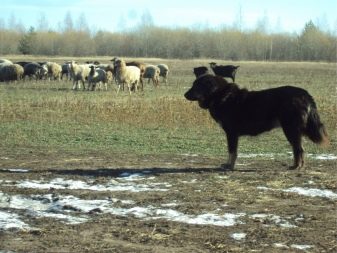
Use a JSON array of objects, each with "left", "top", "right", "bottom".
[
  {"left": 209, "top": 62, "right": 239, "bottom": 82},
  {"left": 193, "top": 66, "right": 209, "bottom": 78},
  {"left": 184, "top": 74, "right": 329, "bottom": 170}
]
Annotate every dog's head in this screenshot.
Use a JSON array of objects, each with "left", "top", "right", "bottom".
[
  {"left": 193, "top": 66, "right": 209, "bottom": 78},
  {"left": 184, "top": 75, "right": 227, "bottom": 109}
]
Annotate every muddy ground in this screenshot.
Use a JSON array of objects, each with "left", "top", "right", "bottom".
[{"left": 0, "top": 151, "right": 336, "bottom": 253}]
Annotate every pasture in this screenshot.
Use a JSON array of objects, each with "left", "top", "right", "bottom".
[{"left": 0, "top": 57, "right": 336, "bottom": 252}]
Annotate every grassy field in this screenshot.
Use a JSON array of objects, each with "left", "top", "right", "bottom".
[
  {"left": 0, "top": 57, "right": 336, "bottom": 158},
  {"left": 0, "top": 57, "right": 336, "bottom": 252}
]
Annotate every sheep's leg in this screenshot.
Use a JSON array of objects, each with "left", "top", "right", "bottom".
[
  {"left": 140, "top": 78, "right": 144, "bottom": 91},
  {"left": 82, "top": 79, "right": 86, "bottom": 90}
]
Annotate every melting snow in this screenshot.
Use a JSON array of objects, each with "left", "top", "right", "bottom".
[
  {"left": 0, "top": 211, "right": 30, "bottom": 230},
  {"left": 13, "top": 177, "right": 171, "bottom": 192},
  {"left": 237, "top": 153, "right": 337, "bottom": 160},
  {"left": 308, "top": 154, "right": 337, "bottom": 160},
  {"left": 1, "top": 168, "right": 30, "bottom": 173},
  {"left": 274, "top": 243, "right": 313, "bottom": 250},
  {"left": 284, "top": 187, "right": 337, "bottom": 200},
  {"left": 250, "top": 214, "right": 296, "bottom": 228},
  {"left": 0, "top": 192, "right": 245, "bottom": 229},
  {"left": 231, "top": 232, "right": 246, "bottom": 240},
  {"left": 290, "top": 244, "right": 313, "bottom": 250},
  {"left": 258, "top": 186, "right": 337, "bottom": 200}
]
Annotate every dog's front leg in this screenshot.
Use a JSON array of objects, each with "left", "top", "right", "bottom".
[{"left": 221, "top": 133, "right": 238, "bottom": 170}]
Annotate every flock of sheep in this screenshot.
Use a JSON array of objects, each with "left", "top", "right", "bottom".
[{"left": 0, "top": 58, "right": 169, "bottom": 94}]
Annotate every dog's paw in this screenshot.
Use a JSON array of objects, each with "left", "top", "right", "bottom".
[{"left": 220, "top": 163, "right": 234, "bottom": 171}]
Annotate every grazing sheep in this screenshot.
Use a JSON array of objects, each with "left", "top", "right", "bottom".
[
  {"left": 95, "top": 64, "right": 115, "bottom": 85},
  {"left": 143, "top": 65, "right": 160, "bottom": 87},
  {"left": 209, "top": 62, "right": 239, "bottom": 82},
  {"left": 61, "top": 62, "right": 72, "bottom": 81},
  {"left": 70, "top": 61, "right": 91, "bottom": 90},
  {"left": 106, "top": 70, "right": 114, "bottom": 85},
  {"left": 23, "top": 62, "right": 48, "bottom": 81},
  {"left": 114, "top": 58, "right": 140, "bottom": 94},
  {"left": 157, "top": 64, "right": 169, "bottom": 84},
  {"left": 42, "top": 62, "right": 62, "bottom": 81},
  {"left": 14, "top": 61, "right": 30, "bottom": 67},
  {"left": 126, "top": 61, "right": 146, "bottom": 90},
  {"left": 88, "top": 65, "right": 107, "bottom": 91},
  {"left": 0, "top": 59, "right": 13, "bottom": 64},
  {"left": 0, "top": 59, "right": 13, "bottom": 73},
  {"left": 0, "top": 64, "right": 24, "bottom": 82},
  {"left": 85, "top": 60, "right": 100, "bottom": 65}
]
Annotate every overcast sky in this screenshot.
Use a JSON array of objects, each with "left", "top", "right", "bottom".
[{"left": 1, "top": 0, "right": 336, "bottom": 33}]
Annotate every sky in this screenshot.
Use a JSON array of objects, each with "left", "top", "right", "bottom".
[{"left": 1, "top": 0, "right": 336, "bottom": 33}]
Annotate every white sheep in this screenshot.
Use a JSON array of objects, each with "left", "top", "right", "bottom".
[
  {"left": 70, "top": 61, "right": 91, "bottom": 90},
  {"left": 0, "top": 59, "right": 13, "bottom": 65},
  {"left": 42, "top": 62, "right": 62, "bottom": 81},
  {"left": 114, "top": 59, "right": 140, "bottom": 94},
  {"left": 143, "top": 65, "right": 160, "bottom": 87},
  {"left": 157, "top": 64, "right": 169, "bottom": 84},
  {"left": 88, "top": 65, "right": 108, "bottom": 91}
]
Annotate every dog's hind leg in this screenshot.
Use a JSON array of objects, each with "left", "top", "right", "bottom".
[
  {"left": 221, "top": 133, "right": 239, "bottom": 170},
  {"left": 282, "top": 126, "right": 305, "bottom": 170}
]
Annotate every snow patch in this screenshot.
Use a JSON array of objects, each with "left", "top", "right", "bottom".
[
  {"left": 0, "top": 192, "right": 245, "bottom": 229},
  {"left": 13, "top": 177, "right": 170, "bottom": 192},
  {"left": 291, "top": 244, "right": 313, "bottom": 250},
  {"left": 231, "top": 232, "right": 246, "bottom": 240},
  {"left": 284, "top": 187, "right": 337, "bottom": 200},
  {"left": 250, "top": 214, "right": 296, "bottom": 228},
  {"left": 1, "top": 168, "right": 29, "bottom": 173},
  {"left": 258, "top": 186, "right": 337, "bottom": 200},
  {"left": 0, "top": 211, "right": 30, "bottom": 230}
]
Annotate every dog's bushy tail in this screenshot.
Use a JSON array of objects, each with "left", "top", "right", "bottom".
[{"left": 305, "top": 104, "right": 329, "bottom": 146}]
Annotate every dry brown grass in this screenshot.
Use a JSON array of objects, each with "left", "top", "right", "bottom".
[{"left": 0, "top": 57, "right": 335, "bottom": 156}]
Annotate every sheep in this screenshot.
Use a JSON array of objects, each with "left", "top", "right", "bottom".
[
  {"left": 23, "top": 62, "right": 48, "bottom": 81},
  {"left": 42, "top": 62, "right": 62, "bottom": 81},
  {"left": 111, "top": 58, "right": 145, "bottom": 90},
  {"left": 143, "top": 65, "right": 160, "bottom": 87},
  {"left": 209, "top": 62, "right": 239, "bottom": 82},
  {"left": 0, "top": 64, "right": 24, "bottom": 82},
  {"left": 14, "top": 61, "right": 30, "bottom": 67},
  {"left": 70, "top": 60, "right": 91, "bottom": 90},
  {"left": 157, "top": 64, "right": 169, "bottom": 84},
  {"left": 94, "top": 64, "right": 115, "bottom": 85},
  {"left": 126, "top": 61, "right": 146, "bottom": 90},
  {"left": 0, "top": 59, "right": 13, "bottom": 64},
  {"left": 0, "top": 59, "right": 13, "bottom": 72},
  {"left": 88, "top": 65, "right": 107, "bottom": 91},
  {"left": 114, "top": 58, "right": 140, "bottom": 94},
  {"left": 61, "top": 62, "right": 72, "bottom": 81}
]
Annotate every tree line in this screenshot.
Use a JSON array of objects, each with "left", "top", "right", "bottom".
[{"left": 0, "top": 20, "right": 335, "bottom": 62}]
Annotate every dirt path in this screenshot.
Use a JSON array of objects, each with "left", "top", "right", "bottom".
[{"left": 0, "top": 153, "right": 336, "bottom": 252}]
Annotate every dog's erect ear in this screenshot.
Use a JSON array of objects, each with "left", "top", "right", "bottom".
[{"left": 193, "top": 67, "right": 209, "bottom": 79}]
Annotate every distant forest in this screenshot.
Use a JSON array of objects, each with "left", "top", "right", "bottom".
[{"left": 0, "top": 12, "right": 335, "bottom": 62}]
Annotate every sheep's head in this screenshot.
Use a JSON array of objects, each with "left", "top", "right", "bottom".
[
  {"left": 89, "top": 65, "right": 96, "bottom": 75},
  {"left": 209, "top": 62, "right": 217, "bottom": 68},
  {"left": 115, "top": 59, "right": 126, "bottom": 69}
]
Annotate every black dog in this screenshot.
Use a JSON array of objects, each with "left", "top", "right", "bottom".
[
  {"left": 209, "top": 62, "right": 239, "bottom": 82},
  {"left": 184, "top": 74, "right": 329, "bottom": 170},
  {"left": 193, "top": 66, "right": 209, "bottom": 78}
]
